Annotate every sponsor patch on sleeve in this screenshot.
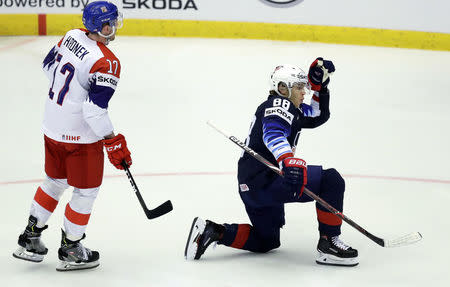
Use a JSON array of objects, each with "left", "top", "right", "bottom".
[
  {"left": 95, "top": 72, "right": 119, "bottom": 89},
  {"left": 264, "top": 107, "right": 294, "bottom": 124},
  {"left": 239, "top": 184, "right": 249, "bottom": 192}
]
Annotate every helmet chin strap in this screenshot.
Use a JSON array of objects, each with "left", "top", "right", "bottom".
[
  {"left": 277, "top": 87, "right": 292, "bottom": 99},
  {"left": 98, "top": 26, "right": 116, "bottom": 45},
  {"left": 287, "top": 88, "right": 293, "bottom": 99}
]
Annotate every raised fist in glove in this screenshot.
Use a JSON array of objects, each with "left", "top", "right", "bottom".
[
  {"left": 281, "top": 157, "right": 308, "bottom": 197},
  {"left": 308, "top": 57, "right": 335, "bottom": 92},
  {"left": 103, "top": 133, "right": 132, "bottom": 170}
]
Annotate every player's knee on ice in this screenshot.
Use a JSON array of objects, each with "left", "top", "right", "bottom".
[
  {"left": 223, "top": 222, "right": 281, "bottom": 253},
  {"left": 244, "top": 232, "right": 280, "bottom": 253},
  {"left": 257, "top": 238, "right": 281, "bottom": 253}
]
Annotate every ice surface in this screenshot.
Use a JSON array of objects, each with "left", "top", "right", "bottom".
[{"left": 1, "top": 35, "right": 449, "bottom": 286}]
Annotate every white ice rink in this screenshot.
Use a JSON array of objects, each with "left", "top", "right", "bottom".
[{"left": 1, "top": 35, "right": 450, "bottom": 286}]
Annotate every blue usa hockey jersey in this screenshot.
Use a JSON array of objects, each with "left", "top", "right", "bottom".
[{"left": 237, "top": 90, "right": 330, "bottom": 191}]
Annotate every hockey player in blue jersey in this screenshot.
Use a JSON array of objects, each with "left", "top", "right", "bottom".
[{"left": 185, "top": 58, "right": 358, "bottom": 266}]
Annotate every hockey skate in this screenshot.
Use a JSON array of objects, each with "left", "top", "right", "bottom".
[
  {"left": 184, "top": 217, "right": 224, "bottom": 260},
  {"left": 13, "top": 215, "right": 48, "bottom": 263},
  {"left": 56, "top": 230, "right": 100, "bottom": 271},
  {"left": 316, "top": 235, "right": 358, "bottom": 267}
]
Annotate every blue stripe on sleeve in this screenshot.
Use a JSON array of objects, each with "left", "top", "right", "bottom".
[
  {"left": 88, "top": 83, "right": 114, "bottom": 109},
  {"left": 262, "top": 115, "right": 292, "bottom": 160},
  {"left": 301, "top": 103, "right": 313, "bottom": 117},
  {"left": 43, "top": 46, "right": 57, "bottom": 70}
]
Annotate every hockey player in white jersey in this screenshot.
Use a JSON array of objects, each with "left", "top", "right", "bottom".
[{"left": 13, "top": 1, "right": 132, "bottom": 271}]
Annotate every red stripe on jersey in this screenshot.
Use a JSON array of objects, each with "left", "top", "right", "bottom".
[
  {"left": 230, "top": 224, "right": 251, "bottom": 249},
  {"left": 316, "top": 208, "right": 342, "bottom": 226},
  {"left": 277, "top": 152, "right": 294, "bottom": 163},
  {"left": 65, "top": 203, "right": 91, "bottom": 226},
  {"left": 89, "top": 57, "right": 121, "bottom": 78},
  {"left": 38, "top": 14, "right": 46, "bottom": 36},
  {"left": 90, "top": 58, "right": 110, "bottom": 74},
  {"left": 34, "top": 187, "right": 58, "bottom": 212},
  {"left": 57, "top": 36, "right": 64, "bottom": 47},
  {"left": 89, "top": 42, "right": 121, "bottom": 77},
  {"left": 312, "top": 95, "right": 320, "bottom": 102}
]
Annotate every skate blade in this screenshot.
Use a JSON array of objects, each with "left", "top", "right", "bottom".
[
  {"left": 316, "top": 251, "right": 359, "bottom": 267},
  {"left": 184, "top": 217, "right": 206, "bottom": 260},
  {"left": 12, "top": 247, "right": 44, "bottom": 263},
  {"left": 56, "top": 260, "right": 100, "bottom": 271}
]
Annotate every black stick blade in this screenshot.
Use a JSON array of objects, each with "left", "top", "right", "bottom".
[{"left": 145, "top": 200, "right": 173, "bottom": 219}]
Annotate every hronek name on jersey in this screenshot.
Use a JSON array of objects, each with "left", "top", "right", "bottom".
[{"left": 63, "top": 36, "right": 90, "bottom": 60}]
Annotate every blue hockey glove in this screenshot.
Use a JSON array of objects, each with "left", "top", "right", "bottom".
[
  {"left": 281, "top": 157, "right": 308, "bottom": 197},
  {"left": 308, "top": 57, "right": 335, "bottom": 92}
]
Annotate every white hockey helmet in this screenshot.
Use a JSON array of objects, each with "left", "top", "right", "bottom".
[{"left": 270, "top": 64, "right": 310, "bottom": 98}]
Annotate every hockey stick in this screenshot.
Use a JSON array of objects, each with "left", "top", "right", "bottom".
[
  {"left": 122, "top": 162, "right": 173, "bottom": 219},
  {"left": 207, "top": 121, "right": 422, "bottom": 248}
]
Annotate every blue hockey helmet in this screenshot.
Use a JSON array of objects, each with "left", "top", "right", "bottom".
[{"left": 82, "top": 1, "right": 123, "bottom": 35}]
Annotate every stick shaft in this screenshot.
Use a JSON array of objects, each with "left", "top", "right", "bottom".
[
  {"left": 123, "top": 164, "right": 150, "bottom": 211},
  {"left": 207, "top": 121, "right": 385, "bottom": 246},
  {"left": 121, "top": 162, "right": 173, "bottom": 219}
]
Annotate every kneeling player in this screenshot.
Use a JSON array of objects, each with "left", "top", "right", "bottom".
[{"left": 185, "top": 59, "right": 358, "bottom": 266}]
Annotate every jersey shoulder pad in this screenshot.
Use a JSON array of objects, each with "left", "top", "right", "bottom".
[
  {"left": 263, "top": 96, "right": 295, "bottom": 125},
  {"left": 90, "top": 57, "right": 120, "bottom": 90},
  {"left": 90, "top": 56, "right": 121, "bottom": 79},
  {"left": 90, "top": 43, "right": 121, "bottom": 77}
]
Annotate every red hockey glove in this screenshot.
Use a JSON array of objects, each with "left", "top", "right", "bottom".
[
  {"left": 103, "top": 134, "right": 132, "bottom": 170},
  {"left": 281, "top": 157, "right": 308, "bottom": 197},
  {"left": 308, "top": 57, "right": 335, "bottom": 92}
]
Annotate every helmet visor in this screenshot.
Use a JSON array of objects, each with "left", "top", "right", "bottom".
[
  {"left": 98, "top": 12, "right": 123, "bottom": 39},
  {"left": 110, "top": 11, "right": 123, "bottom": 30},
  {"left": 292, "top": 81, "right": 311, "bottom": 92}
]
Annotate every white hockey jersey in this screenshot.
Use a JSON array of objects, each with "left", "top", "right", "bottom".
[{"left": 42, "top": 28, "right": 120, "bottom": 144}]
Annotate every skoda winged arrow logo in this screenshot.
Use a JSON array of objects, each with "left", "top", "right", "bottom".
[{"left": 260, "top": 0, "right": 304, "bottom": 7}]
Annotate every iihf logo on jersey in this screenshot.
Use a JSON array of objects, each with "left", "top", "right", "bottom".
[
  {"left": 62, "top": 135, "right": 81, "bottom": 141},
  {"left": 259, "top": 0, "right": 304, "bottom": 8}
]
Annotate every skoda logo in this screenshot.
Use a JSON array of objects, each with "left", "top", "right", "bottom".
[{"left": 260, "top": 0, "right": 304, "bottom": 7}]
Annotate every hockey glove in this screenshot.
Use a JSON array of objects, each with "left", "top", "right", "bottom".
[
  {"left": 308, "top": 57, "right": 335, "bottom": 92},
  {"left": 281, "top": 157, "right": 308, "bottom": 197},
  {"left": 103, "top": 134, "right": 132, "bottom": 170}
]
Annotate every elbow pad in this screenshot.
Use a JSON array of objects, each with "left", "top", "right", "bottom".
[{"left": 82, "top": 100, "right": 114, "bottom": 138}]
